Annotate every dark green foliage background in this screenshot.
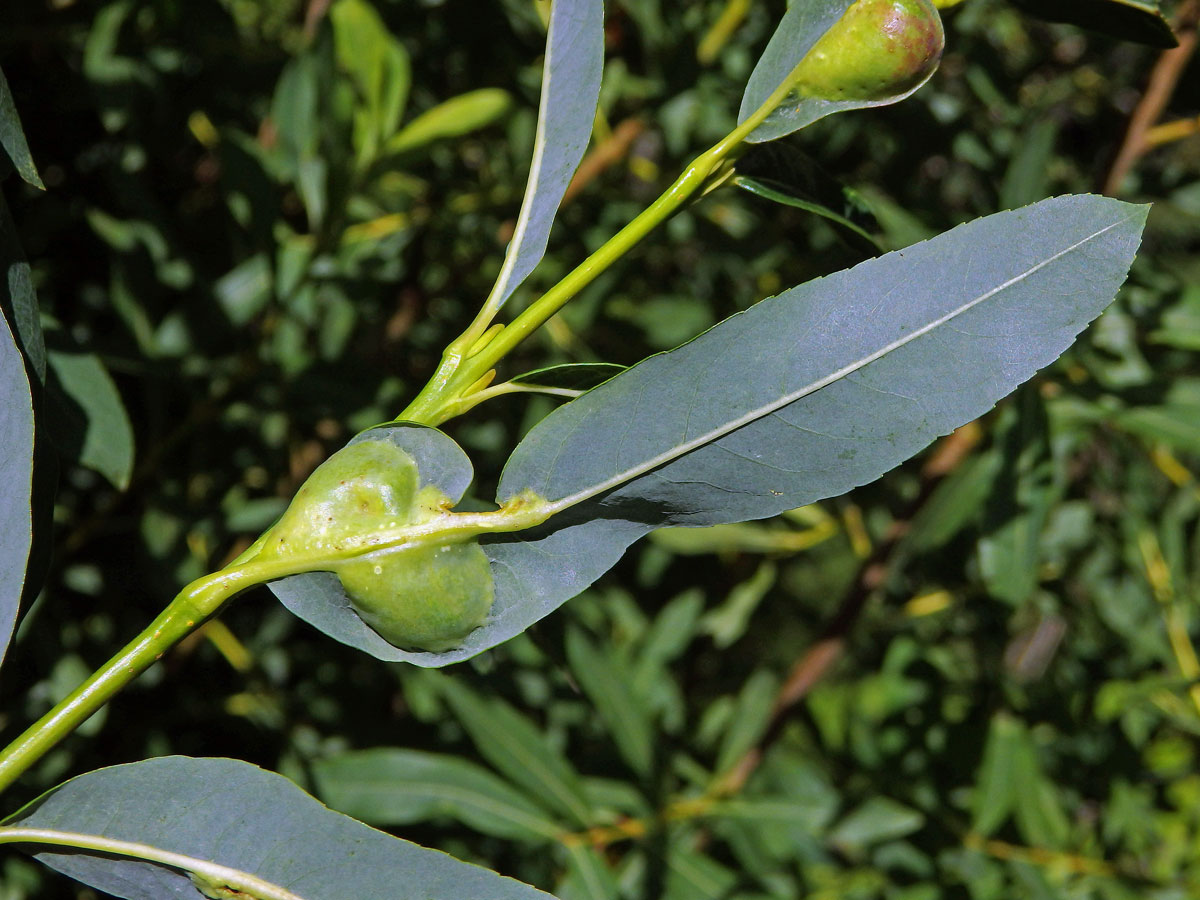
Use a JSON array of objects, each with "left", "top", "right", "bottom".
[{"left": 2, "top": 0, "right": 1199, "bottom": 897}]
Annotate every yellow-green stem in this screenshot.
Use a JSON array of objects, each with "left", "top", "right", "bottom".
[
  {"left": 0, "top": 585, "right": 265, "bottom": 796},
  {"left": 0, "top": 572, "right": 241, "bottom": 796},
  {"left": 0, "top": 500, "right": 551, "bottom": 798},
  {"left": 398, "top": 71, "right": 797, "bottom": 425}
]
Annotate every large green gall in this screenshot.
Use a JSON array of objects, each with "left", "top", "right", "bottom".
[
  {"left": 793, "top": 0, "right": 944, "bottom": 102},
  {"left": 339, "top": 541, "right": 494, "bottom": 653},
  {"left": 259, "top": 440, "right": 494, "bottom": 653}
]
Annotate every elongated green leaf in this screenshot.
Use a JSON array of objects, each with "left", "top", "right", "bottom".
[
  {"left": 664, "top": 844, "right": 737, "bottom": 900},
  {"left": 0, "top": 308, "right": 33, "bottom": 668},
  {"left": 45, "top": 350, "right": 136, "bottom": 490},
  {"left": 565, "top": 626, "right": 655, "bottom": 777},
  {"left": 313, "top": 748, "right": 562, "bottom": 841},
  {"left": 511, "top": 362, "right": 626, "bottom": 392},
  {"left": 1113, "top": 405, "right": 1200, "bottom": 453},
  {"left": 828, "top": 796, "right": 925, "bottom": 854},
  {"left": 330, "top": 0, "right": 410, "bottom": 163},
  {"left": 971, "top": 714, "right": 1025, "bottom": 837},
  {"left": 733, "top": 175, "right": 882, "bottom": 251},
  {"left": 714, "top": 670, "right": 778, "bottom": 775},
  {"left": 1011, "top": 740, "right": 1071, "bottom": 849},
  {"left": 710, "top": 797, "right": 836, "bottom": 829},
  {"left": 999, "top": 118, "right": 1060, "bottom": 210},
  {"left": 635, "top": 590, "right": 705, "bottom": 674},
  {"left": 508, "top": 195, "right": 1143, "bottom": 509},
  {"left": 0, "top": 757, "right": 554, "bottom": 900},
  {"left": 267, "top": 423, "right": 482, "bottom": 663},
  {"left": 428, "top": 195, "right": 1144, "bottom": 663},
  {"left": 970, "top": 716, "right": 1072, "bottom": 849},
  {"left": 1012, "top": 0, "right": 1176, "bottom": 48},
  {"left": 902, "top": 450, "right": 1001, "bottom": 553},
  {"left": 700, "top": 561, "right": 777, "bottom": 648},
  {"left": 0, "top": 66, "right": 44, "bottom": 190},
  {"left": 0, "top": 193, "right": 45, "bottom": 382},
  {"left": 436, "top": 676, "right": 594, "bottom": 828},
  {"left": 485, "top": 0, "right": 603, "bottom": 309},
  {"left": 738, "top": 0, "right": 941, "bottom": 144},
  {"left": 978, "top": 391, "right": 1057, "bottom": 606},
  {"left": 270, "top": 54, "right": 321, "bottom": 170},
  {"left": 734, "top": 141, "right": 881, "bottom": 244},
  {"left": 214, "top": 252, "right": 272, "bottom": 326},
  {"left": 386, "top": 89, "right": 512, "bottom": 156},
  {"left": 751, "top": 749, "right": 841, "bottom": 839},
  {"left": 1151, "top": 287, "right": 1200, "bottom": 350}
]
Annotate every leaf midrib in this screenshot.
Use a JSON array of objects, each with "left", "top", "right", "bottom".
[
  {"left": 545, "top": 213, "right": 1136, "bottom": 515},
  {"left": 0, "top": 827, "right": 305, "bottom": 900}
]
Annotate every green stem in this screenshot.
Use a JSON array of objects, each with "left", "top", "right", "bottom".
[
  {"left": 398, "top": 72, "right": 798, "bottom": 425},
  {"left": 0, "top": 499, "right": 552, "bottom": 797},
  {"left": 0, "top": 571, "right": 250, "bottom": 796}
]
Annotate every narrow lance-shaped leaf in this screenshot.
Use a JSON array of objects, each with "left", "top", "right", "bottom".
[
  {"left": 0, "top": 756, "right": 555, "bottom": 900},
  {"left": 485, "top": 0, "right": 603, "bottom": 309},
  {"left": 977, "top": 391, "right": 1058, "bottom": 606},
  {"left": 557, "top": 846, "right": 621, "bottom": 900},
  {"left": 828, "top": 797, "right": 925, "bottom": 854},
  {"left": 45, "top": 349, "right": 136, "bottom": 491},
  {"left": 409, "top": 195, "right": 1145, "bottom": 665},
  {"left": 0, "top": 307, "right": 33, "bottom": 668},
  {"left": 386, "top": 88, "right": 512, "bottom": 156},
  {"left": 266, "top": 197, "right": 1144, "bottom": 668},
  {"left": 313, "top": 748, "right": 563, "bottom": 842},
  {"left": 330, "top": 0, "right": 411, "bottom": 162},
  {"left": 0, "top": 65, "right": 44, "bottom": 189},
  {"left": 0, "top": 192, "right": 46, "bottom": 382},
  {"left": 971, "top": 713, "right": 1026, "bottom": 836},
  {"left": 511, "top": 362, "right": 626, "bottom": 392},
  {"left": 564, "top": 626, "right": 655, "bottom": 777},
  {"left": 733, "top": 175, "right": 882, "bottom": 252},
  {"left": 435, "top": 675, "right": 595, "bottom": 828}
]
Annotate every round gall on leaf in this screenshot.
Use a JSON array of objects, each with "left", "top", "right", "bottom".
[
  {"left": 793, "top": 0, "right": 944, "bottom": 102},
  {"left": 260, "top": 439, "right": 495, "bottom": 653},
  {"left": 339, "top": 542, "right": 495, "bottom": 653}
]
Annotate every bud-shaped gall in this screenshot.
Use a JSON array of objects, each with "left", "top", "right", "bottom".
[{"left": 793, "top": 0, "right": 944, "bottom": 102}]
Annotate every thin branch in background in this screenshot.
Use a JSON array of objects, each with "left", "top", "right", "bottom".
[
  {"left": 562, "top": 118, "right": 647, "bottom": 204},
  {"left": 1102, "top": 0, "right": 1200, "bottom": 195},
  {"left": 303, "top": 0, "right": 334, "bottom": 42},
  {"left": 1143, "top": 113, "right": 1200, "bottom": 148},
  {"left": 1137, "top": 528, "right": 1200, "bottom": 717},
  {"left": 963, "top": 834, "right": 1118, "bottom": 878},
  {"left": 696, "top": 0, "right": 752, "bottom": 66}
]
